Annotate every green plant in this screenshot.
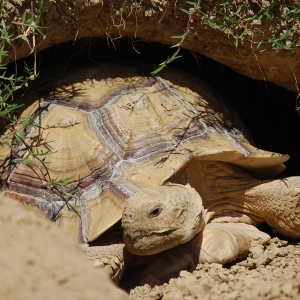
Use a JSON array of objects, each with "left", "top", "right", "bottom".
[
  {"left": 151, "top": 0, "right": 202, "bottom": 75},
  {"left": 153, "top": 0, "right": 300, "bottom": 74},
  {"left": 266, "top": 5, "right": 300, "bottom": 50},
  {"left": 0, "top": 0, "right": 43, "bottom": 117},
  {"left": 2, "top": 108, "right": 82, "bottom": 218},
  {"left": 0, "top": 0, "right": 83, "bottom": 218}
]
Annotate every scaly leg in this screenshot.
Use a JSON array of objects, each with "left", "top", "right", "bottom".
[
  {"left": 244, "top": 177, "right": 300, "bottom": 238},
  {"left": 82, "top": 243, "right": 157, "bottom": 284}
]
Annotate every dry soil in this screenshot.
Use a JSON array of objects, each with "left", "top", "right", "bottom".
[{"left": 125, "top": 234, "right": 300, "bottom": 299}]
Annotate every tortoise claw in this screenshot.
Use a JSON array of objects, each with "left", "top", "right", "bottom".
[{"left": 82, "top": 244, "right": 125, "bottom": 284}]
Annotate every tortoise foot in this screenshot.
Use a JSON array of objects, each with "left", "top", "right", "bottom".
[
  {"left": 82, "top": 244, "right": 126, "bottom": 284},
  {"left": 198, "top": 223, "right": 270, "bottom": 264}
]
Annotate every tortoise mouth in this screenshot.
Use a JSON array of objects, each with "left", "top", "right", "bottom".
[{"left": 123, "top": 229, "right": 177, "bottom": 255}]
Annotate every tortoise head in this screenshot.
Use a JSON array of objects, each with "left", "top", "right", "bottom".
[{"left": 122, "top": 184, "right": 206, "bottom": 255}]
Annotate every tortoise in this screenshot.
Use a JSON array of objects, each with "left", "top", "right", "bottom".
[{"left": 1, "top": 64, "right": 300, "bottom": 283}]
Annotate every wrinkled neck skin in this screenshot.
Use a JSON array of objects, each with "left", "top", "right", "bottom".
[
  {"left": 122, "top": 184, "right": 206, "bottom": 255},
  {"left": 171, "top": 160, "right": 266, "bottom": 224}
]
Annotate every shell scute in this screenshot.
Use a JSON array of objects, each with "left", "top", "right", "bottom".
[{"left": 96, "top": 81, "right": 198, "bottom": 160}]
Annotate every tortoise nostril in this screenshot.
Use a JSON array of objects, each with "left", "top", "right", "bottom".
[
  {"left": 123, "top": 213, "right": 132, "bottom": 219},
  {"left": 125, "top": 234, "right": 132, "bottom": 240}
]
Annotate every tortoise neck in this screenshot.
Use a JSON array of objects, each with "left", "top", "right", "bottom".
[{"left": 171, "top": 160, "right": 268, "bottom": 223}]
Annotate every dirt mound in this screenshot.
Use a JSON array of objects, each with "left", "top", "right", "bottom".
[
  {"left": 6, "top": 0, "right": 300, "bottom": 92},
  {"left": 0, "top": 194, "right": 129, "bottom": 300}
]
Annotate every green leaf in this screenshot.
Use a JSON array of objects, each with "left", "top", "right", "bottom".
[
  {"left": 257, "top": 40, "right": 263, "bottom": 48},
  {"left": 186, "top": 1, "right": 197, "bottom": 5},
  {"left": 151, "top": 65, "right": 166, "bottom": 75},
  {"left": 21, "top": 10, "right": 27, "bottom": 23},
  {"left": 170, "top": 42, "right": 181, "bottom": 48},
  {"left": 235, "top": 36, "right": 239, "bottom": 47},
  {"left": 180, "top": 8, "right": 191, "bottom": 15},
  {"left": 171, "top": 35, "right": 184, "bottom": 39}
]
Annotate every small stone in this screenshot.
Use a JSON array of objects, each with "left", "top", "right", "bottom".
[
  {"left": 180, "top": 270, "right": 193, "bottom": 278},
  {"left": 283, "top": 270, "right": 296, "bottom": 280},
  {"left": 183, "top": 296, "right": 194, "bottom": 300},
  {"left": 281, "top": 282, "right": 295, "bottom": 296},
  {"left": 270, "top": 286, "right": 281, "bottom": 298},
  {"left": 210, "top": 263, "right": 223, "bottom": 269},
  {"left": 218, "top": 273, "right": 230, "bottom": 282},
  {"left": 149, "top": 289, "right": 163, "bottom": 299},
  {"left": 188, "top": 284, "right": 207, "bottom": 297},
  {"left": 257, "top": 282, "right": 272, "bottom": 296},
  {"left": 224, "top": 291, "right": 239, "bottom": 299},
  {"left": 296, "top": 273, "right": 300, "bottom": 281},
  {"left": 163, "top": 291, "right": 183, "bottom": 300},
  {"left": 219, "top": 282, "right": 229, "bottom": 293}
]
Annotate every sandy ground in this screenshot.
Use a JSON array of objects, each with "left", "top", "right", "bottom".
[
  {"left": 0, "top": 194, "right": 129, "bottom": 300},
  {"left": 123, "top": 231, "right": 300, "bottom": 299}
]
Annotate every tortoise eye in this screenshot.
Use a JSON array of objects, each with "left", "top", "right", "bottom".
[{"left": 149, "top": 207, "right": 162, "bottom": 218}]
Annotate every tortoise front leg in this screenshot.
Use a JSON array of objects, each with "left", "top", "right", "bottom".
[
  {"left": 198, "top": 223, "right": 270, "bottom": 264},
  {"left": 134, "top": 223, "right": 270, "bottom": 282},
  {"left": 82, "top": 244, "right": 127, "bottom": 283},
  {"left": 82, "top": 243, "right": 157, "bottom": 284},
  {"left": 244, "top": 177, "right": 300, "bottom": 238}
]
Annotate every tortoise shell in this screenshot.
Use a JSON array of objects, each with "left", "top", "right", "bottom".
[{"left": 0, "top": 64, "right": 288, "bottom": 242}]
